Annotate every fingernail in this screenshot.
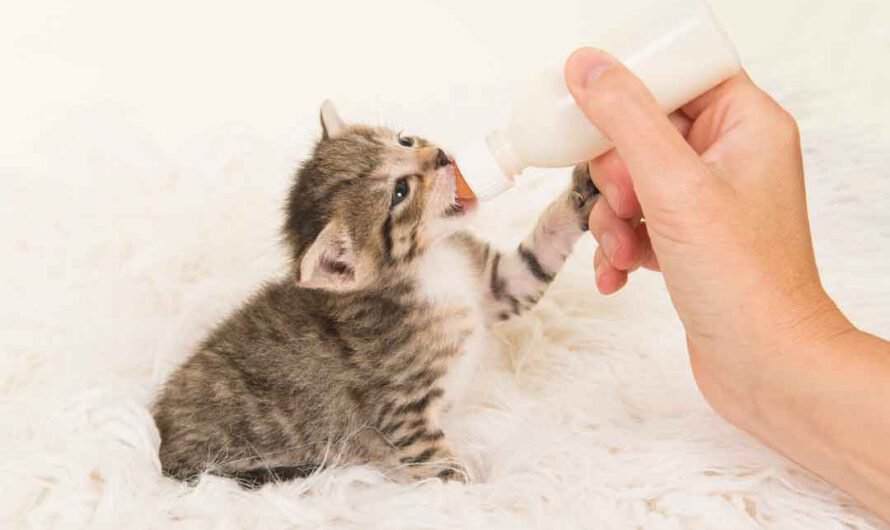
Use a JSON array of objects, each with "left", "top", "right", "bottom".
[
  {"left": 601, "top": 231, "right": 619, "bottom": 259},
  {"left": 567, "top": 48, "right": 615, "bottom": 90},
  {"left": 585, "top": 62, "right": 612, "bottom": 87}
]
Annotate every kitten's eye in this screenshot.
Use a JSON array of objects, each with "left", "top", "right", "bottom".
[
  {"left": 392, "top": 178, "right": 410, "bottom": 206},
  {"left": 397, "top": 134, "right": 414, "bottom": 147}
]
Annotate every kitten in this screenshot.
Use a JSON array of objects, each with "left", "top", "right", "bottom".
[{"left": 152, "top": 102, "right": 598, "bottom": 488}]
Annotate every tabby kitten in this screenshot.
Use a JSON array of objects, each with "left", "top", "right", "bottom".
[{"left": 153, "top": 102, "right": 598, "bottom": 488}]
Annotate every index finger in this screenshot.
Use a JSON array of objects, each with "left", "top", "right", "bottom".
[{"left": 587, "top": 111, "right": 692, "bottom": 220}]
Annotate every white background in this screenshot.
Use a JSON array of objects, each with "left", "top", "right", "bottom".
[{"left": 2, "top": 1, "right": 889, "bottom": 528}]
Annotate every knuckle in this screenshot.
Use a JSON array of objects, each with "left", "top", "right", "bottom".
[
  {"left": 754, "top": 94, "right": 800, "bottom": 144},
  {"left": 776, "top": 110, "right": 801, "bottom": 142}
]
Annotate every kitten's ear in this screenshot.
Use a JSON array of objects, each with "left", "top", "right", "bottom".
[
  {"left": 320, "top": 100, "right": 347, "bottom": 140},
  {"left": 298, "top": 221, "right": 362, "bottom": 291}
]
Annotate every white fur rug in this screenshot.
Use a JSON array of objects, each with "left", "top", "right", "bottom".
[{"left": 2, "top": 0, "right": 889, "bottom": 528}]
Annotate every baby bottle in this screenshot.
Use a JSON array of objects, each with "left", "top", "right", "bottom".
[{"left": 455, "top": 0, "right": 741, "bottom": 200}]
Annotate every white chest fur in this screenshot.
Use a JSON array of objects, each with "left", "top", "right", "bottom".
[
  {"left": 416, "top": 242, "right": 479, "bottom": 308},
  {"left": 416, "top": 242, "right": 488, "bottom": 414}
]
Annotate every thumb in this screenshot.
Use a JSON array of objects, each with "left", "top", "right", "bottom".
[{"left": 564, "top": 48, "right": 706, "bottom": 206}]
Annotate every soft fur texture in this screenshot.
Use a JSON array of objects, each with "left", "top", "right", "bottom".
[
  {"left": 152, "top": 112, "right": 598, "bottom": 486},
  {"left": 1, "top": 0, "right": 889, "bottom": 528}
]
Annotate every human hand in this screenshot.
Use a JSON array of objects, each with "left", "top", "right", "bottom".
[{"left": 563, "top": 48, "right": 852, "bottom": 419}]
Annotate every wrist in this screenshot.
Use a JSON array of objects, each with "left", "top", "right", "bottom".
[
  {"left": 740, "top": 290, "right": 853, "bottom": 424},
  {"left": 689, "top": 287, "right": 852, "bottom": 434},
  {"left": 740, "top": 325, "right": 890, "bottom": 520}
]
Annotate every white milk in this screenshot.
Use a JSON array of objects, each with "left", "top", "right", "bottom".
[{"left": 457, "top": 0, "right": 741, "bottom": 200}]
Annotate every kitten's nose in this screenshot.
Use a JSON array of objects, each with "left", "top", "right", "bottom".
[{"left": 434, "top": 148, "right": 451, "bottom": 169}]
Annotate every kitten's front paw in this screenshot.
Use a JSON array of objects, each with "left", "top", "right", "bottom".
[
  {"left": 435, "top": 461, "right": 469, "bottom": 483},
  {"left": 406, "top": 458, "right": 469, "bottom": 483},
  {"left": 569, "top": 163, "right": 599, "bottom": 230}
]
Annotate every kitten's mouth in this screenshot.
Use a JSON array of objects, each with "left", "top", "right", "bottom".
[
  {"left": 443, "top": 158, "right": 478, "bottom": 217},
  {"left": 445, "top": 196, "right": 478, "bottom": 217}
]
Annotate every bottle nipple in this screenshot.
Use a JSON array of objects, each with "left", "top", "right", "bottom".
[
  {"left": 453, "top": 134, "right": 517, "bottom": 202},
  {"left": 453, "top": 163, "right": 476, "bottom": 200}
]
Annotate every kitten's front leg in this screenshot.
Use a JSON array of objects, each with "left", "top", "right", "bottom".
[{"left": 482, "top": 164, "right": 598, "bottom": 322}]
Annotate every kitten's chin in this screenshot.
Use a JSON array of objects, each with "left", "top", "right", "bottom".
[
  {"left": 456, "top": 196, "right": 478, "bottom": 215},
  {"left": 442, "top": 196, "right": 478, "bottom": 218},
  {"left": 427, "top": 207, "right": 474, "bottom": 243}
]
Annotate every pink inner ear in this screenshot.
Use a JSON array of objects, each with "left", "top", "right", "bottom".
[
  {"left": 322, "top": 258, "right": 354, "bottom": 278},
  {"left": 298, "top": 221, "right": 359, "bottom": 290},
  {"left": 321, "top": 240, "right": 353, "bottom": 278}
]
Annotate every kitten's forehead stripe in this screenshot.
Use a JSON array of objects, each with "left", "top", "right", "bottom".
[{"left": 381, "top": 214, "right": 394, "bottom": 263}]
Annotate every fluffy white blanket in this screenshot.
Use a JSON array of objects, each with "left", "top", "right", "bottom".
[{"left": 2, "top": 0, "right": 888, "bottom": 528}]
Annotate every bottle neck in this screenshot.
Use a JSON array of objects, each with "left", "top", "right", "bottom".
[{"left": 486, "top": 130, "right": 525, "bottom": 179}]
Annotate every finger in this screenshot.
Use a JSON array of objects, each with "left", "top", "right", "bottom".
[
  {"left": 682, "top": 70, "right": 798, "bottom": 160},
  {"left": 587, "top": 151, "right": 639, "bottom": 219},
  {"left": 681, "top": 71, "right": 759, "bottom": 120},
  {"left": 588, "top": 198, "right": 641, "bottom": 270},
  {"left": 668, "top": 110, "right": 693, "bottom": 138},
  {"left": 565, "top": 47, "right": 705, "bottom": 205},
  {"left": 587, "top": 110, "right": 692, "bottom": 219},
  {"left": 635, "top": 222, "right": 661, "bottom": 271},
  {"left": 594, "top": 246, "right": 628, "bottom": 295}
]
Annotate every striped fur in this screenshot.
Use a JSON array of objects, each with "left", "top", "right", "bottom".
[{"left": 152, "top": 104, "right": 598, "bottom": 488}]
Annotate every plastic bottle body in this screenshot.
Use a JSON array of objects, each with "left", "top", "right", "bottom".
[{"left": 458, "top": 0, "right": 741, "bottom": 200}]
